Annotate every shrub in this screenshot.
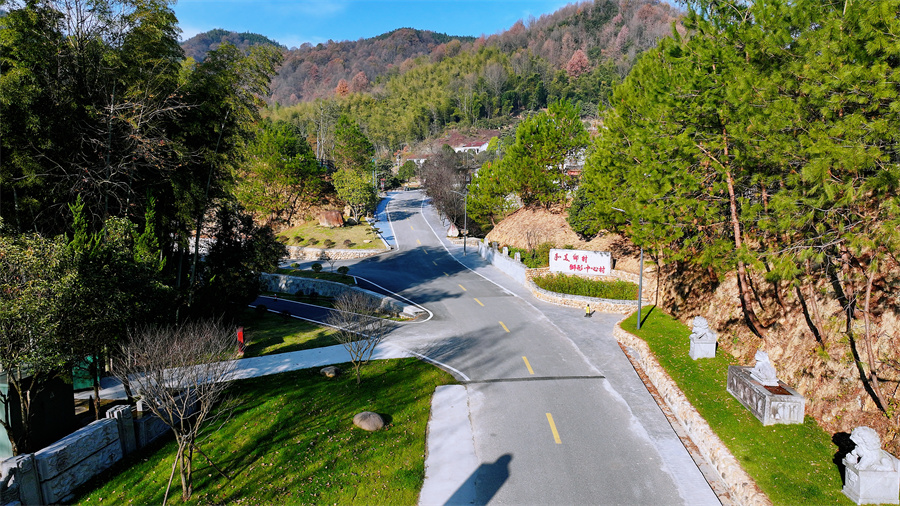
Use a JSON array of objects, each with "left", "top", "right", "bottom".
[
  {"left": 343, "top": 239, "right": 352, "bottom": 247},
  {"left": 533, "top": 273, "right": 638, "bottom": 300},
  {"left": 254, "top": 304, "right": 268, "bottom": 314},
  {"left": 290, "top": 262, "right": 300, "bottom": 268},
  {"left": 323, "top": 239, "right": 336, "bottom": 248},
  {"left": 280, "top": 310, "right": 291, "bottom": 320},
  {"left": 311, "top": 263, "right": 323, "bottom": 273},
  {"left": 307, "top": 238, "right": 319, "bottom": 246},
  {"left": 337, "top": 266, "right": 350, "bottom": 275}
]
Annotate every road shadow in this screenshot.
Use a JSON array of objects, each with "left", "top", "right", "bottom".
[{"left": 444, "top": 454, "right": 512, "bottom": 506}]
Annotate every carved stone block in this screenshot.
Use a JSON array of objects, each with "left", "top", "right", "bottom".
[
  {"left": 726, "top": 366, "right": 805, "bottom": 425},
  {"left": 689, "top": 341, "right": 716, "bottom": 360},
  {"left": 1, "top": 454, "right": 41, "bottom": 505},
  {"left": 38, "top": 441, "right": 121, "bottom": 504},
  {"left": 843, "top": 454, "right": 900, "bottom": 504},
  {"left": 33, "top": 419, "right": 118, "bottom": 480},
  {"left": 105, "top": 405, "right": 136, "bottom": 456}
]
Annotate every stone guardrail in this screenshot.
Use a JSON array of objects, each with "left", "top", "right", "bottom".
[
  {"left": 0, "top": 405, "right": 172, "bottom": 505},
  {"left": 260, "top": 273, "right": 424, "bottom": 318},
  {"left": 611, "top": 323, "right": 771, "bottom": 506},
  {"left": 284, "top": 246, "right": 390, "bottom": 261}
]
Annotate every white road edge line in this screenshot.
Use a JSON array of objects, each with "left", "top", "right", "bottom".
[
  {"left": 382, "top": 192, "right": 400, "bottom": 252},
  {"left": 384, "top": 343, "right": 471, "bottom": 382},
  {"left": 417, "top": 194, "right": 604, "bottom": 376},
  {"left": 351, "top": 277, "right": 435, "bottom": 323},
  {"left": 419, "top": 195, "right": 517, "bottom": 297},
  {"left": 247, "top": 304, "right": 466, "bottom": 380}
]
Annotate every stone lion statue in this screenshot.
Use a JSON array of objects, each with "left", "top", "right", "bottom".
[
  {"left": 749, "top": 350, "right": 779, "bottom": 386},
  {"left": 688, "top": 316, "right": 717, "bottom": 343},
  {"left": 845, "top": 426, "right": 896, "bottom": 471}
]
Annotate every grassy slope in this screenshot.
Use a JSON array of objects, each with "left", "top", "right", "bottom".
[
  {"left": 237, "top": 308, "right": 338, "bottom": 357},
  {"left": 74, "top": 359, "right": 455, "bottom": 505},
  {"left": 621, "top": 308, "right": 849, "bottom": 505}
]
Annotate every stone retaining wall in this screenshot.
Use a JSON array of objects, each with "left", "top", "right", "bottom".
[
  {"left": 260, "top": 273, "right": 423, "bottom": 318},
  {"left": 527, "top": 279, "right": 638, "bottom": 314},
  {"left": 284, "top": 246, "right": 389, "bottom": 261},
  {"left": 611, "top": 323, "right": 771, "bottom": 506}
]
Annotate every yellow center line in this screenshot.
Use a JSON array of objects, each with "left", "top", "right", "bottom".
[
  {"left": 410, "top": 225, "right": 414, "bottom": 230},
  {"left": 474, "top": 298, "right": 484, "bottom": 307},
  {"left": 458, "top": 284, "right": 467, "bottom": 291},
  {"left": 433, "top": 261, "right": 438, "bottom": 266},
  {"left": 522, "top": 356, "right": 534, "bottom": 375},
  {"left": 416, "top": 239, "right": 421, "bottom": 245},
  {"left": 422, "top": 248, "right": 428, "bottom": 255},
  {"left": 499, "top": 321, "right": 510, "bottom": 333},
  {"left": 444, "top": 272, "right": 449, "bottom": 277},
  {"left": 546, "top": 413, "right": 562, "bottom": 444}
]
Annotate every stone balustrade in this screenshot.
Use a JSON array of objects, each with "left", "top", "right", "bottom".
[{"left": 0, "top": 403, "right": 178, "bottom": 505}]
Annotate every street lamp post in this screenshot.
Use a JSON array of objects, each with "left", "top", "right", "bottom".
[
  {"left": 612, "top": 207, "right": 644, "bottom": 330},
  {"left": 451, "top": 189, "right": 469, "bottom": 255}
]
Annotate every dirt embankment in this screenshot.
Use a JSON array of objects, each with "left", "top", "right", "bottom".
[
  {"left": 487, "top": 206, "right": 900, "bottom": 456},
  {"left": 484, "top": 207, "right": 644, "bottom": 273}
]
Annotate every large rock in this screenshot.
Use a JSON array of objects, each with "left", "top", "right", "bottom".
[
  {"left": 320, "top": 366, "right": 341, "bottom": 378},
  {"left": 353, "top": 411, "right": 385, "bottom": 431},
  {"left": 318, "top": 210, "right": 344, "bottom": 228}
]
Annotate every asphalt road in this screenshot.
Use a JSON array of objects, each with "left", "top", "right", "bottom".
[{"left": 275, "top": 190, "right": 720, "bottom": 505}]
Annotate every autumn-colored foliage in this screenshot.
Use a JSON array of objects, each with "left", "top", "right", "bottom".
[
  {"left": 334, "top": 79, "right": 350, "bottom": 97},
  {"left": 566, "top": 49, "right": 590, "bottom": 78}
]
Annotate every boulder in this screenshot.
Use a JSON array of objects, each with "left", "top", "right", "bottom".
[
  {"left": 320, "top": 366, "right": 341, "bottom": 378},
  {"left": 318, "top": 210, "right": 344, "bottom": 228},
  {"left": 447, "top": 223, "right": 460, "bottom": 237},
  {"left": 353, "top": 411, "right": 385, "bottom": 431}
]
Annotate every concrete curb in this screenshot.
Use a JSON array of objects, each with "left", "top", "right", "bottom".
[
  {"left": 611, "top": 323, "right": 772, "bottom": 506},
  {"left": 419, "top": 385, "right": 478, "bottom": 506}
]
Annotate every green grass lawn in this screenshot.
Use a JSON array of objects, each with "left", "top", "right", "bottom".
[
  {"left": 237, "top": 308, "right": 338, "bottom": 357},
  {"left": 621, "top": 307, "right": 850, "bottom": 505},
  {"left": 279, "top": 220, "right": 383, "bottom": 249},
  {"left": 73, "top": 358, "right": 456, "bottom": 505}
]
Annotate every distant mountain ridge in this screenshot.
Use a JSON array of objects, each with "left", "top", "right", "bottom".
[
  {"left": 181, "top": 0, "right": 681, "bottom": 109},
  {"left": 272, "top": 27, "right": 476, "bottom": 104},
  {"left": 181, "top": 29, "right": 284, "bottom": 62}
]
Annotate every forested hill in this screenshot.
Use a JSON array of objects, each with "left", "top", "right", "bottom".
[
  {"left": 272, "top": 28, "right": 476, "bottom": 104},
  {"left": 268, "top": 0, "right": 681, "bottom": 106},
  {"left": 181, "top": 29, "right": 284, "bottom": 62}
]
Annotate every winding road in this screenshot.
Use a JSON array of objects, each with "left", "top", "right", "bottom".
[{"left": 259, "top": 190, "right": 721, "bottom": 505}]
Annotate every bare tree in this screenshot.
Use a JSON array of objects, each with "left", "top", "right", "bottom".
[
  {"left": 326, "top": 291, "right": 393, "bottom": 384},
  {"left": 113, "top": 319, "right": 238, "bottom": 505}
]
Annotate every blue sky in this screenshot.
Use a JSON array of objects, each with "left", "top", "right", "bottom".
[{"left": 173, "top": 0, "right": 574, "bottom": 48}]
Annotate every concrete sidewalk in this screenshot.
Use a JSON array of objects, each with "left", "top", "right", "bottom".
[{"left": 75, "top": 342, "right": 414, "bottom": 401}]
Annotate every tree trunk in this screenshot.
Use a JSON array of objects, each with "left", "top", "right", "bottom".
[
  {"left": 91, "top": 354, "right": 101, "bottom": 420},
  {"left": 725, "top": 166, "right": 767, "bottom": 338},
  {"left": 862, "top": 267, "right": 889, "bottom": 412}
]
